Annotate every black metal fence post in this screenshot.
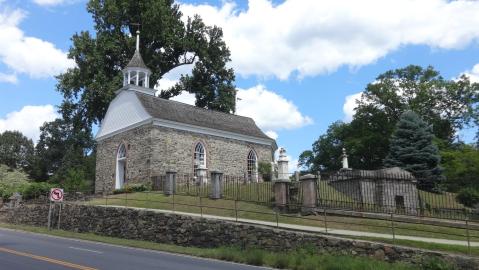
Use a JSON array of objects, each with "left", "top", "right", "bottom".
[
  {"left": 173, "top": 192, "right": 175, "bottom": 213},
  {"left": 391, "top": 212, "right": 396, "bottom": 244},
  {"left": 275, "top": 210, "right": 279, "bottom": 228},
  {"left": 324, "top": 209, "right": 328, "bottom": 233},
  {"left": 235, "top": 200, "right": 238, "bottom": 222},
  {"left": 466, "top": 218, "right": 471, "bottom": 255},
  {"left": 200, "top": 196, "right": 203, "bottom": 218}
]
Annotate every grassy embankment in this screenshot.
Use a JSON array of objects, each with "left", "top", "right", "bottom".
[{"left": 87, "top": 191, "right": 479, "bottom": 248}]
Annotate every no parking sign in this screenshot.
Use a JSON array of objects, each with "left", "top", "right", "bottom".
[{"left": 49, "top": 188, "right": 64, "bottom": 202}]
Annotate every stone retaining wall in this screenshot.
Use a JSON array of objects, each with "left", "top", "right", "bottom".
[{"left": 2, "top": 204, "right": 478, "bottom": 269}]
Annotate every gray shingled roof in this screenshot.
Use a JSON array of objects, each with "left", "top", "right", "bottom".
[
  {"left": 135, "top": 92, "right": 273, "bottom": 141},
  {"left": 126, "top": 50, "right": 149, "bottom": 69}
]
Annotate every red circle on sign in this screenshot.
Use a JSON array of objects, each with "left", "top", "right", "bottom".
[{"left": 51, "top": 188, "right": 63, "bottom": 201}]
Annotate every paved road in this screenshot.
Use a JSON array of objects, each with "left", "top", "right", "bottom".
[{"left": 0, "top": 228, "right": 269, "bottom": 270}]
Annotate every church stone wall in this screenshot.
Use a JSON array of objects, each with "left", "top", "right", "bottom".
[
  {"left": 95, "top": 125, "right": 152, "bottom": 193},
  {"left": 149, "top": 126, "right": 273, "bottom": 177},
  {"left": 96, "top": 124, "right": 275, "bottom": 193}
]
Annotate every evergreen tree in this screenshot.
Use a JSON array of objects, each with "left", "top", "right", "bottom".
[{"left": 384, "top": 111, "right": 442, "bottom": 184}]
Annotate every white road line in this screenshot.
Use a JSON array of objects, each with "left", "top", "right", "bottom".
[{"left": 69, "top": 246, "right": 103, "bottom": 254}]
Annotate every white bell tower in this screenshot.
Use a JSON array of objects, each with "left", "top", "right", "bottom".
[{"left": 121, "top": 30, "right": 155, "bottom": 95}]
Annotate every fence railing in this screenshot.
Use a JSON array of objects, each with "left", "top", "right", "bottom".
[
  {"left": 149, "top": 171, "right": 475, "bottom": 221},
  {"left": 80, "top": 192, "right": 479, "bottom": 255},
  {"left": 319, "top": 170, "right": 472, "bottom": 220}
]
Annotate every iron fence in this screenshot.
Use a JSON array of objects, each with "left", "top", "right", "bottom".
[
  {"left": 319, "top": 170, "right": 472, "bottom": 220},
  {"left": 150, "top": 171, "right": 475, "bottom": 220},
  {"left": 78, "top": 193, "right": 479, "bottom": 255}
]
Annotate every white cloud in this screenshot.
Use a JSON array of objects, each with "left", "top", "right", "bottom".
[
  {"left": 0, "top": 8, "right": 74, "bottom": 82},
  {"left": 343, "top": 92, "right": 362, "bottom": 122},
  {"left": 181, "top": 0, "right": 479, "bottom": 79},
  {"left": 171, "top": 91, "right": 196, "bottom": 105},
  {"left": 288, "top": 157, "right": 299, "bottom": 174},
  {"left": 32, "top": 0, "right": 75, "bottom": 6},
  {"left": 265, "top": 130, "right": 278, "bottom": 140},
  {"left": 0, "top": 105, "right": 58, "bottom": 143},
  {"left": 461, "top": 64, "right": 479, "bottom": 83},
  {"left": 236, "top": 85, "right": 313, "bottom": 130},
  {"left": 169, "top": 85, "right": 311, "bottom": 134},
  {"left": 0, "top": 72, "right": 17, "bottom": 84},
  {"left": 157, "top": 63, "right": 311, "bottom": 133}
]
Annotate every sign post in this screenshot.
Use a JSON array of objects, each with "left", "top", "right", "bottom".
[{"left": 48, "top": 188, "right": 64, "bottom": 230}]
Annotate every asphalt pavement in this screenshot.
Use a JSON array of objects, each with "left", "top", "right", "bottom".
[{"left": 0, "top": 227, "right": 270, "bottom": 270}]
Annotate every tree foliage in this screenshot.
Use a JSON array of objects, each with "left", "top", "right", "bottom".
[
  {"left": 32, "top": 119, "right": 95, "bottom": 183},
  {"left": 300, "top": 65, "right": 479, "bottom": 173},
  {"left": 57, "top": 0, "right": 236, "bottom": 133},
  {"left": 384, "top": 111, "right": 441, "bottom": 181},
  {"left": 0, "top": 131, "right": 34, "bottom": 171},
  {"left": 357, "top": 65, "right": 479, "bottom": 142},
  {"left": 441, "top": 144, "right": 479, "bottom": 192}
]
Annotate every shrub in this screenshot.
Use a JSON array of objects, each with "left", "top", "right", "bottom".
[
  {"left": 456, "top": 188, "right": 479, "bottom": 207},
  {"left": 62, "top": 168, "right": 92, "bottom": 193},
  {"left": 22, "top": 182, "right": 55, "bottom": 200},
  {"left": 0, "top": 164, "right": 30, "bottom": 199},
  {"left": 258, "top": 162, "right": 272, "bottom": 182},
  {"left": 112, "top": 184, "right": 149, "bottom": 194}
]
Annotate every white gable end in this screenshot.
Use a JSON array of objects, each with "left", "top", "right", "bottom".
[{"left": 96, "top": 90, "right": 152, "bottom": 140}]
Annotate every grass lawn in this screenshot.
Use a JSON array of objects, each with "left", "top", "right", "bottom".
[
  {"left": 86, "top": 192, "right": 479, "bottom": 244},
  {"left": 0, "top": 223, "right": 444, "bottom": 270},
  {"left": 349, "top": 235, "right": 479, "bottom": 257}
]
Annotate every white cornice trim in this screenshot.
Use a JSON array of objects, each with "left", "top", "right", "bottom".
[
  {"left": 153, "top": 118, "right": 274, "bottom": 146},
  {"left": 96, "top": 117, "right": 274, "bottom": 146},
  {"left": 95, "top": 118, "right": 153, "bottom": 142}
]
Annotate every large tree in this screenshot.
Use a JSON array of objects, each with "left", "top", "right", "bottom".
[
  {"left": 440, "top": 143, "right": 479, "bottom": 192},
  {"left": 357, "top": 65, "right": 479, "bottom": 143},
  {"left": 384, "top": 111, "right": 441, "bottom": 183},
  {"left": 0, "top": 131, "right": 34, "bottom": 171},
  {"left": 300, "top": 65, "right": 479, "bottom": 173},
  {"left": 57, "top": 0, "right": 236, "bottom": 132},
  {"left": 31, "top": 119, "right": 94, "bottom": 182}
]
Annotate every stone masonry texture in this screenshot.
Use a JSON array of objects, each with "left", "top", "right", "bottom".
[
  {"left": 3, "top": 204, "right": 478, "bottom": 270},
  {"left": 95, "top": 124, "right": 274, "bottom": 193}
]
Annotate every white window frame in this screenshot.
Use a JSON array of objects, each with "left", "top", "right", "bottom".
[
  {"left": 193, "top": 142, "right": 206, "bottom": 176},
  {"left": 247, "top": 149, "right": 258, "bottom": 182},
  {"left": 116, "top": 144, "right": 127, "bottom": 189}
]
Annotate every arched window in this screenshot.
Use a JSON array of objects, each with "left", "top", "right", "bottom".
[
  {"left": 116, "top": 144, "right": 127, "bottom": 189},
  {"left": 193, "top": 142, "right": 206, "bottom": 176},
  {"left": 247, "top": 150, "right": 258, "bottom": 182}
]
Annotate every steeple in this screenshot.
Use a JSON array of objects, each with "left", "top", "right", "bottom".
[{"left": 122, "top": 30, "right": 152, "bottom": 90}]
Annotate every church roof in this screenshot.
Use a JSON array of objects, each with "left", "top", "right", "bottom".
[
  {"left": 126, "top": 50, "right": 149, "bottom": 70},
  {"left": 135, "top": 92, "right": 273, "bottom": 140}
]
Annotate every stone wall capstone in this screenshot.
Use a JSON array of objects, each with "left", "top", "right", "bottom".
[{"left": 2, "top": 204, "right": 478, "bottom": 270}]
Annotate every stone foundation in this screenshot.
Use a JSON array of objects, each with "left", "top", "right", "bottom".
[{"left": 2, "top": 204, "right": 478, "bottom": 269}]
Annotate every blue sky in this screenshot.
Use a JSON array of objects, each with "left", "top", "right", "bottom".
[{"left": 1, "top": 0, "right": 479, "bottom": 171}]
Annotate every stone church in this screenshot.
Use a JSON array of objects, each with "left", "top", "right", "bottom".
[{"left": 95, "top": 32, "right": 277, "bottom": 193}]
